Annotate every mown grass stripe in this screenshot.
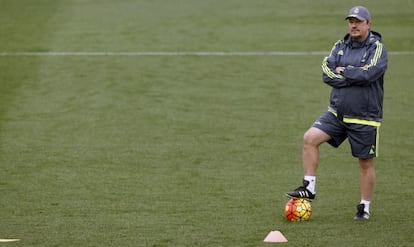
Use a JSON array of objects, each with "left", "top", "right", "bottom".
[{"left": 0, "top": 51, "right": 413, "bottom": 57}]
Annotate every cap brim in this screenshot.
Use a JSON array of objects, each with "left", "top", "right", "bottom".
[{"left": 345, "top": 15, "right": 366, "bottom": 21}]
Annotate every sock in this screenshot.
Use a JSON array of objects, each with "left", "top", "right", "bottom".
[
  {"left": 304, "top": 175, "right": 316, "bottom": 194},
  {"left": 360, "top": 200, "right": 371, "bottom": 214}
]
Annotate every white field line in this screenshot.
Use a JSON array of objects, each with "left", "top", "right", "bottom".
[
  {"left": 0, "top": 239, "right": 20, "bottom": 242},
  {"left": 0, "top": 51, "right": 413, "bottom": 57}
]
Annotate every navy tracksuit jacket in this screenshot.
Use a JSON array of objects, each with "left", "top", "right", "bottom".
[{"left": 321, "top": 31, "right": 387, "bottom": 123}]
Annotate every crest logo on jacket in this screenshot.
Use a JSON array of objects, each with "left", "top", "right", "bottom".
[{"left": 361, "top": 52, "right": 367, "bottom": 63}]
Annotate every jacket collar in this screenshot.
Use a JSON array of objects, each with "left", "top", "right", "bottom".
[{"left": 343, "top": 31, "right": 382, "bottom": 48}]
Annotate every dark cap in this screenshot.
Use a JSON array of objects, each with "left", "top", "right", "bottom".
[{"left": 346, "top": 6, "right": 371, "bottom": 21}]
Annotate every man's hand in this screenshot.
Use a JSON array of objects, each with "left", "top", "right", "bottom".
[{"left": 335, "top": 67, "right": 345, "bottom": 74}]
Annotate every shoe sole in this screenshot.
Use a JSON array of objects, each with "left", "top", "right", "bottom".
[
  {"left": 285, "top": 193, "right": 315, "bottom": 201},
  {"left": 353, "top": 214, "right": 370, "bottom": 221}
]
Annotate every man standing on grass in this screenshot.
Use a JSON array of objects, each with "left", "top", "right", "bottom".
[{"left": 286, "top": 6, "right": 387, "bottom": 220}]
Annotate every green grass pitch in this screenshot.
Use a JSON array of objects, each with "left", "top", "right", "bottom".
[{"left": 0, "top": 0, "right": 413, "bottom": 246}]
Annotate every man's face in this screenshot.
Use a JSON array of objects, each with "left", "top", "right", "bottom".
[{"left": 347, "top": 17, "right": 371, "bottom": 41}]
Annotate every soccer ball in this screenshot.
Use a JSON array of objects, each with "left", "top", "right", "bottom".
[{"left": 284, "top": 198, "right": 312, "bottom": 221}]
